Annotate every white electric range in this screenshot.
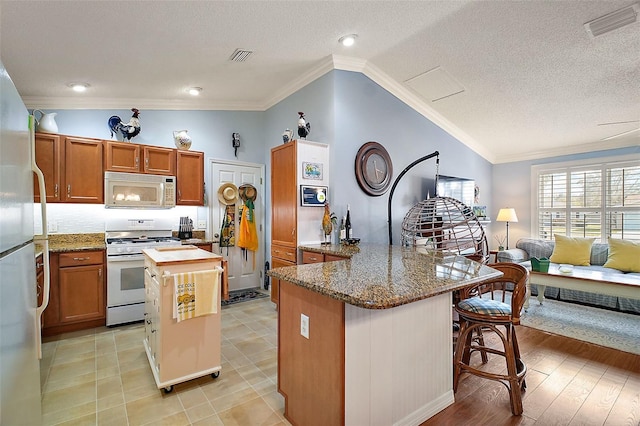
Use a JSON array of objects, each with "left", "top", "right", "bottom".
[{"left": 105, "top": 218, "right": 181, "bottom": 326}]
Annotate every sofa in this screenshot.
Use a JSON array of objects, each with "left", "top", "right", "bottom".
[{"left": 497, "top": 238, "right": 640, "bottom": 314}]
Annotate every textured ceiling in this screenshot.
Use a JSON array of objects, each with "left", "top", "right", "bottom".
[{"left": 1, "top": 1, "right": 638, "bottom": 163}]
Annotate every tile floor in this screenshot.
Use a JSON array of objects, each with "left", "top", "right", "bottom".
[{"left": 40, "top": 294, "right": 291, "bottom": 425}]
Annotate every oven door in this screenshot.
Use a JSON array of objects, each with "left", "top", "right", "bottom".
[{"left": 106, "top": 254, "right": 145, "bottom": 307}]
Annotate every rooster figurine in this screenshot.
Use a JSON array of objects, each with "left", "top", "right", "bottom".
[
  {"left": 297, "top": 111, "right": 311, "bottom": 139},
  {"left": 321, "top": 203, "right": 337, "bottom": 245},
  {"left": 108, "top": 108, "right": 141, "bottom": 141}
]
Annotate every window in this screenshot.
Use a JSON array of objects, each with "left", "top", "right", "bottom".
[{"left": 532, "top": 155, "right": 640, "bottom": 242}]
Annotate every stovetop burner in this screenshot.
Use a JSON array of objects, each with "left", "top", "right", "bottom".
[{"left": 106, "top": 236, "right": 180, "bottom": 245}]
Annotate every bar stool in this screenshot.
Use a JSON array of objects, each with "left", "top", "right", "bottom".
[{"left": 453, "top": 263, "right": 529, "bottom": 415}]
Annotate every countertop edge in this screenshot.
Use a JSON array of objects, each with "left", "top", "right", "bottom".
[{"left": 270, "top": 244, "right": 504, "bottom": 309}]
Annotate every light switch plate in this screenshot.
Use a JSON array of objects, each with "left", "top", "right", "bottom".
[
  {"left": 197, "top": 220, "right": 206, "bottom": 229},
  {"left": 300, "top": 313, "right": 309, "bottom": 339}
]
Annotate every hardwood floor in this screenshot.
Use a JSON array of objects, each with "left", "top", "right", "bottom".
[{"left": 424, "top": 325, "right": 640, "bottom": 425}]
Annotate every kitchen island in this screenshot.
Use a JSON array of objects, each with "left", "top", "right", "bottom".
[{"left": 268, "top": 243, "right": 502, "bottom": 426}]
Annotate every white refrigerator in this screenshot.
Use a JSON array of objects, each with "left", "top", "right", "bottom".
[{"left": 0, "top": 60, "right": 48, "bottom": 424}]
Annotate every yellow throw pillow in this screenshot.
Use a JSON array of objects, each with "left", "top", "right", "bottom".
[
  {"left": 603, "top": 238, "right": 640, "bottom": 273},
  {"left": 549, "top": 234, "right": 594, "bottom": 266}
]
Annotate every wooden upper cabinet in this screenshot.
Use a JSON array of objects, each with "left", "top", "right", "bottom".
[
  {"left": 64, "top": 136, "right": 103, "bottom": 203},
  {"left": 104, "top": 142, "right": 176, "bottom": 175},
  {"left": 176, "top": 150, "right": 204, "bottom": 205},
  {"left": 104, "top": 141, "right": 141, "bottom": 172},
  {"left": 34, "top": 133, "right": 62, "bottom": 202},
  {"left": 143, "top": 146, "right": 176, "bottom": 175},
  {"left": 271, "top": 143, "right": 297, "bottom": 248}
]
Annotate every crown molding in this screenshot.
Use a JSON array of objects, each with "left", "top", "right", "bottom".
[
  {"left": 355, "top": 60, "right": 496, "bottom": 163},
  {"left": 331, "top": 55, "right": 367, "bottom": 72},
  {"left": 30, "top": 54, "right": 631, "bottom": 165},
  {"left": 261, "top": 56, "right": 337, "bottom": 109},
  {"left": 492, "top": 137, "right": 640, "bottom": 164},
  {"left": 22, "top": 96, "right": 263, "bottom": 111}
]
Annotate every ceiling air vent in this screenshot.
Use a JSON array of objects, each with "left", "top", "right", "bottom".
[
  {"left": 584, "top": 3, "right": 639, "bottom": 38},
  {"left": 229, "top": 49, "right": 253, "bottom": 62}
]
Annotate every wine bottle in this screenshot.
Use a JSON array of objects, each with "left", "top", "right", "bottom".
[
  {"left": 339, "top": 217, "right": 346, "bottom": 241},
  {"left": 345, "top": 205, "right": 352, "bottom": 240}
]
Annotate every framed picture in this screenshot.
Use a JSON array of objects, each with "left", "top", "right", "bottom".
[
  {"left": 300, "top": 185, "right": 328, "bottom": 207},
  {"left": 302, "top": 162, "right": 323, "bottom": 180},
  {"left": 473, "top": 205, "right": 487, "bottom": 218}
]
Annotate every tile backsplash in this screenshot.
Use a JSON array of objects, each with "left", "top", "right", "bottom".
[{"left": 34, "top": 204, "right": 203, "bottom": 234}]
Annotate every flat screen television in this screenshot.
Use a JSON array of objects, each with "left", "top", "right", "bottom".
[{"left": 424, "top": 175, "right": 475, "bottom": 207}]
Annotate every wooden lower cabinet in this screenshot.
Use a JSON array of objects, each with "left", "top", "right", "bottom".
[
  {"left": 43, "top": 250, "right": 106, "bottom": 336},
  {"left": 270, "top": 257, "right": 295, "bottom": 304},
  {"left": 192, "top": 242, "right": 213, "bottom": 252},
  {"left": 278, "top": 280, "right": 345, "bottom": 425},
  {"left": 301, "top": 250, "right": 348, "bottom": 264}
]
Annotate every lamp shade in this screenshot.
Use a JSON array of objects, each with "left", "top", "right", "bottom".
[{"left": 496, "top": 208, "right": 518, "bottom": 223}]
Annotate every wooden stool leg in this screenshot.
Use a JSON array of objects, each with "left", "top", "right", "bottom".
[
  {"left": 505, "top": 325, "right": 524, "bottom": 415},
  {"left": 475, "top": 327, "right": 489, "bottom": 364},
  {"left": 512, "top": 327, "right": 526, "bottom": 391},
  {"left": 453, "top": 320, "right": 473, "bottom": 392}
]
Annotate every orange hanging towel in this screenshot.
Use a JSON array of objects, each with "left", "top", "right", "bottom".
[{"left": 237, "top": 200, "right": 258, "bottom": 252}]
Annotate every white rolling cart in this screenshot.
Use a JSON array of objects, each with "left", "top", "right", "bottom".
[{"left": 142, "top": 246, "right": 224, "bottom": 393}]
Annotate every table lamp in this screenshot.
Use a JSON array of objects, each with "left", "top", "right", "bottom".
[{"left": 496, "top": 208, "right": 518, "bottom": 249}]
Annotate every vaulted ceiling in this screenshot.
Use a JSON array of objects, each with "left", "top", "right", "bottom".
[{"left": 1, "top": 1, "right": 638, "bottom": 163}]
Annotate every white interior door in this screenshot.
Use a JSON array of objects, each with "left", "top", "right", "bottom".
[{"left": 210, "top": 160, "right": 265, "bottom": 292}]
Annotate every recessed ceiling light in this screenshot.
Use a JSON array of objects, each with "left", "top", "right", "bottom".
[
  {"left": 339, "top": 34, "right": 358, "bottom": 47},
  {"left": 188, "top": 87, "right": 202, "bottom": 96},
  {"left": 68, "top": 83, "right": 89, "bottom": 92}
]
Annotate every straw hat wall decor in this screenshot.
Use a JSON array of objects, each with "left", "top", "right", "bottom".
[
  {"left": 238, "top": 184, "right": 257, "bottom": 203},
  {"left": 217, "top": 183, "right": 239, "bottom": 205}
]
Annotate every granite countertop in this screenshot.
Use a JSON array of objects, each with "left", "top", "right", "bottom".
[
  {"left": 180, "top": 238, "right": 218, "bottom": 245},
  {"left": 298, "top": 243, "right": 362, "bottom": 258},
  {"left": 268, "top": 243, "right": 502, "bottom": 310},
  {"left": 40, "top": 233, "right": 106, "bottom": 253}
]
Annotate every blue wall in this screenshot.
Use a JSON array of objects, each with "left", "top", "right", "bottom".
[
  {"left": 38, "top": 70, "right": 503, "bottom": 256},
  {"left": 493, "top": 145, "right": 640, "bottom": 247},
  {"left": 47, "top": 109, "right": 266, "bottom": 165}
]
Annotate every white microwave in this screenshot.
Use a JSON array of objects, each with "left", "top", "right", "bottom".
[{"left": 104, "top": 171, "right": 176, "bottom": 209}]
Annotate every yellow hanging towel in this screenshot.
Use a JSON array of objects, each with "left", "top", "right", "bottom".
[{"left": 173, "top": 269, "right": 221, "bottom": 322}]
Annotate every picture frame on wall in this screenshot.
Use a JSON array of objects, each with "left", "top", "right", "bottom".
[
  {"left": 300, "top": 185, "right": 328, "bottom": 207},
  {"left": 473, "top": 205, "right": 487, "bottom": 218},
  {"left": 302, "top": 162, "right": 323, "bottom": 180}
]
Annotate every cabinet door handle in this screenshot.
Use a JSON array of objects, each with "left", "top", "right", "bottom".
[
  {"left": 54, "top": 184, "right": 58, "bottom": 197},
  {"left": 178, "top": 189, "right": 181, "bottom": 200},
  {"left": 72, "top": 257, "right": 90, "bottom": 261},
  {"left": 67, "top": 184, "right": 71, "bottom": 197},
  {"left": 309, "top": 256, "right": 317, "bottom": 261},
  {"left": 136, "top": 157, "right": 139, "bottom": 166},
  {"left": 145, "top": 157, "right": 149, "bottom": 170},
  {"left": 291, "top": 228, "right": 295, "bottom": 236},
  {"left": 98, "top": 268, "right": 102, "bottom": 278},
  {"left": 36, "top": 262, "right": 44, "bottom": 268},
  {"left": 274, "top": 250, "right": 280, "bottom": 254}
]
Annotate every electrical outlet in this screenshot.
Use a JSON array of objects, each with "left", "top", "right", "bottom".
[
  {"left": 197, "top": 220, "right": 206, "bottom": 229},
  {"left": 300, "top": 313, "right": 309, "bottom": 339},
  {"left": 47, "top": 221, "right": 57, "bottom": 233}
]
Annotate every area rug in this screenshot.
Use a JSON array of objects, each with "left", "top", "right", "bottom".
[
  {"left": 221, "top": 288, "right": 269, "bottom": 307},
  {"left": 521, "top": 299, "right": 640, "bottom": 355}
]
